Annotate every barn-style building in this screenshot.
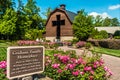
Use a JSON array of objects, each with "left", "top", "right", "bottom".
[{"left": 45, "top": 4, "right": 77, "bottom": 42}]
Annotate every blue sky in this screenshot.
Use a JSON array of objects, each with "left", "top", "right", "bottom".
[{"left": 15, "top": 0, "right": 120, "bottom": 20}]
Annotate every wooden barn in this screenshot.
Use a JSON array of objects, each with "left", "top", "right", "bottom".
[{"left": 45, "top": 4, "right": 77, "bottom": 42}]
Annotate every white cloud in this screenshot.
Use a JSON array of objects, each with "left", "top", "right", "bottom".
[
  {"left": 89, "top": 12, "right": 111, "bottom": 19},
  {"left": 109, "top": 4, "right": 120, "bottom": 10}
]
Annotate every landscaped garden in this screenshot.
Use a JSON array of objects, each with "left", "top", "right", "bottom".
[{"left": 1, "top": 40, "right": 120, "bottom": 80}]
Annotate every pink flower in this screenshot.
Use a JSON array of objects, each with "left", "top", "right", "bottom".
[
  {"left": 57, "top": 69, "right": 62, "bottom": 73},
  {"left": 0, "top": 61, "right": 7, "bottom": 69},
  {"left": 45, "top": 56, "right": 50, "bottom": 59},
  {"left": 99, "top": 58, "right": 104, "bottom": 66},
  {"left": 70, "top": 58, "right": 76, "bottom": 63},
  {"left": 47, "top": 60, "right": 52, "bottom": 63},
  {"left": 90, "top": 70, "right": 94, "bottom": 75},
  {"left": 77, "top": 58, "right": 83, "bottom": 64},
  {"left": 89, "top": 76, "right": 94, "bottom": 80},
  {"left": 59, "top": 55, "right": 70, "bottom": 64},
  {"left": 104, "top": 66, "right": 113, "bottom": 76},
  {"left": 104, "top": 66, "right": 108, "bottom": 71},
  {"left": 67, "top": 64, "right": 76, "bottom": 70},
  {"left": 80, "top": 71, "right": 84, "bottom": 75},
  {"left": 52, "top": 63, "right": 60, "bottom": 69},
  {"left": 93, "top": 64, "right": 97, "bottom": 68},
  {"left": 81, "top": 60, "right": 86, "bottom": 65},
  {"left": 84, "top": 66, "right": 92, "bottom": 71},
  {"left": 108, "top": 70, "right": 113, "bottom": 76},
  {"left": 54, "top": 54, "right": 58, "bottom": 57},
  {"left": 72, "top": 70, "right": 79, "bottom": 76}
]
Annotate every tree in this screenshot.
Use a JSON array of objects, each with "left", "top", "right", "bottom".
[
  {"left": 103, "top": 17, "right": 111, "bottom": 26},
  {"left": 0, "top": 8, "right": 17, "bottom": 40},
  {"left": 43, "top": 7, "right": 52, "bottom": 18},
  {"left": 93, "top": 15, "right": 103, "bottom": 27},
  {"left": 23, "top": 0, "right": 43, "bottom": 29},
  {"left": 73, "top": 10, "right": 94, "bottom": 40},
  {"left": 111, "top": 18, "right": 120, "bottom": 26},
  {"left": 0, "top": 0, "right": 14, "bottom": 18}
]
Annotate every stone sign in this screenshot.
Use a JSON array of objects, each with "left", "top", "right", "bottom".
[{"left": 7, "top": 46, "right": 44, "bottom": 79}]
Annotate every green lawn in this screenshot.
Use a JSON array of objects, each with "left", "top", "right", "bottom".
[{"left": 93, "top": 47, "right": 120, "bottom": 57}]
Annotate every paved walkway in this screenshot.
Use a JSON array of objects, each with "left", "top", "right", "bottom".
[{"left": 58, "top": 46, "right": 120, "bottom": 80}]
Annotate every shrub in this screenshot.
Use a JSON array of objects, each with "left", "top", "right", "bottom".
[
  {"left": 88, "top": 39, "right": 120, "bottom": 49},
  {"left": 44, "top": 50, "right": 112, "bottom": 80},
  {"left": 92, "top": 30, "right": 108, "bottom": 39},
  {"left": 76, "top": 41, "right": 86, "bottom": 48},
  {"left": 114, "top": 36, "right": 120, "bottom": 39},
  {"left": 114, "top": 30, "right": 120, "bottom": 36},
  {"left": 99, "top": 30, "right": 108, "bottom": 39}
]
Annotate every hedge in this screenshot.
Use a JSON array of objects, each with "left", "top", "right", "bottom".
[{"left": 88, "top": 39, "right": 120, "bottom": 49}]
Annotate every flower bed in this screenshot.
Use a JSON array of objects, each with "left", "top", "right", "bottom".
[
  {"left": 45, "top": 50, "right": 112, "bottom": 80},
  {"left": 17, "top": 40, "right": 39, "bottom": 46}
]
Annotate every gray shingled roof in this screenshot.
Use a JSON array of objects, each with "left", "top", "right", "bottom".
[{"left": 65, "top": 10, "right": 77, "bottom": 22}]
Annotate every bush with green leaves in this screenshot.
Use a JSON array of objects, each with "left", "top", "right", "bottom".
[
  {"left": 92, "top": 30, "right": 108, "bottom": 39},
  {"left": 44, "top": 50, "right": 112, "bottom": 80},
  {"left": 114, "top": 36, "right": 120, "bottom": 39}
]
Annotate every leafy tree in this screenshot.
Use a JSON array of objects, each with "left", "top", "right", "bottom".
[
  {"left": 111, "top": 18, "right": 120, "bottom": 26},
  {"left": 15, "top": 15, "right": 32, "bottom": 39},
  {"left": 73, "top": 10, "right": 94, "bottom": 41},
  {"left": 43, "top": 7, "right": 52, "bottom": 18},
  {"left": 23, "top": 0, "right": 40, "bottom": 16},
  {"left": 93, "top": 15, "right": 103, "bottom": 27},
  {"left": 103, "top": 17, "right": 111, "bottom": 26},
  {"left": 0, "top": 8, "right": 17, "bottom": 40},
  {"left": 23, "top": 0, "right": 43, "bottom": 29},
  {"left": 0, "top": 0, "right": 14, "bottom": 18}
]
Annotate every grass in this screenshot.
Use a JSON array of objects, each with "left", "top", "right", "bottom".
[{"left": 92, "top": 47, "right": 120, "bottom": 57}]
